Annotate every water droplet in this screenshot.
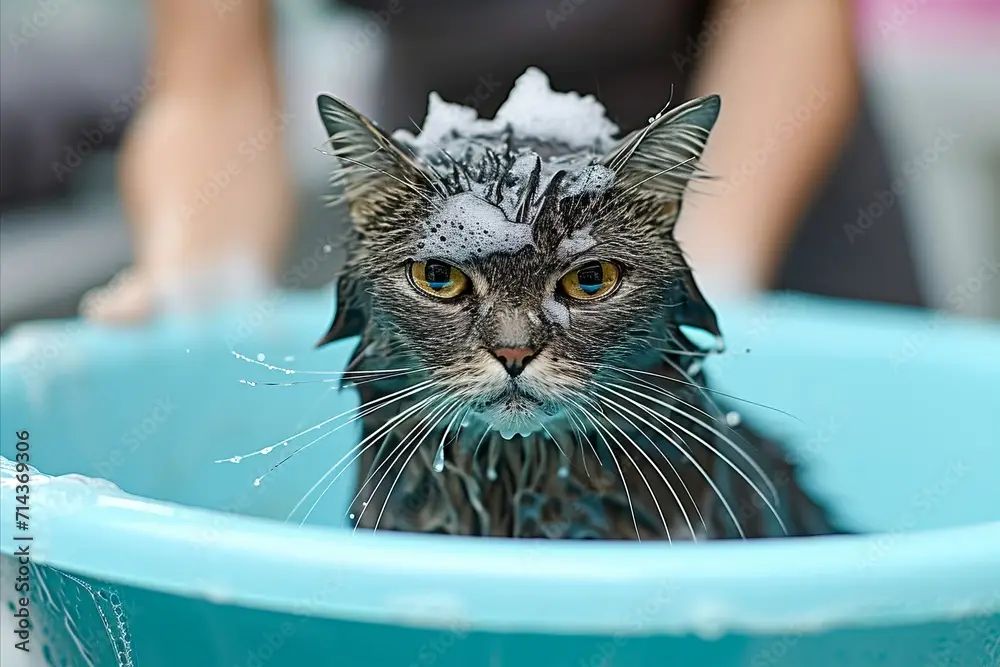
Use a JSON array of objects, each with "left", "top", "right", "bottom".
[
  {"left": 362, "top": 501, "right": 368, "bottom": 507},
  {"left": 185, "top": 348, "right": 190, "bottom": 353},
  {"left": 260, "top": 446, "right": 274, "bottom": 455},
  {"left": 349, "top": 513, "right": 355, "bottom": 520},
  {"left": 486, "top": 466, "right": 498, "bottom": 481},
  {"left": 257, "top": 353, "right": 266, "bottom": 362},
  {"left": 433, "top": 442, "right": 445, "bottom": 472},
  {"left": 253, "top": 478, "right": 262, "bottom": 487},
  {"left": 558, "top": 463, "right": 569, "bottom": 478},
  {"left": 323, "top": 244, "right": 332, "bottom": 253},
  {"left": 687, "top": 360, "right": 702, "bottom": 376},
  {"left": 725, "top": 411, "right": 742, "bottom": 427},
  {"left": 240, "top": 379, "right": 258, "bottom": 387},
  {"left": 284, "top": 355, "right": 295, "bottom": 362}
]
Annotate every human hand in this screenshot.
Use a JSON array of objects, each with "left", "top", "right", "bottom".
[{"left": 80, "top": 84, "right": 294, "bottom": 323}]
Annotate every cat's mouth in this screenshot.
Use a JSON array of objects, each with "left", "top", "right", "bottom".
[
  {"left": 472, "top": 385, "right": 556, "bottom": 439},
  {"left": 477, "top": 388, "right": 544, "bottom": 413}
]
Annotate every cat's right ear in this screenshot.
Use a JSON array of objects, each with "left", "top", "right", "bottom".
[
  {"left": 600, "top": 95, "right": 720, "bottom": 227},
  {"left": 317, "top": 94, "right": 432, "bottom": 222}
]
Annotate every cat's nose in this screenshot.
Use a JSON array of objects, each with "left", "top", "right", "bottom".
[{"left": 492, "top": 347, "right": 536, "bottom": 377}]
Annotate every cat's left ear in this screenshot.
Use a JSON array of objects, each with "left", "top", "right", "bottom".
[
  {"left": 668, "top": 269, "right": 723, "bottom": 344},
  {"left": 317, "top": 94, "right": 432, "bottom": 225},
  {"left": 603, "top": 95, "right": 723, "bottom": 343},
  {"left": 601, "top": 95, "right": 720, "bottom": 226}
]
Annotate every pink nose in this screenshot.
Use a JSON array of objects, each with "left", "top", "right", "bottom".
[{"left": 492, "top": 347, "right": 536, "bottom": 377}]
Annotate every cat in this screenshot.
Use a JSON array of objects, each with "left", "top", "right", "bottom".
[{"left": 314, "top": 68, "right": 839, "bottom": 540}]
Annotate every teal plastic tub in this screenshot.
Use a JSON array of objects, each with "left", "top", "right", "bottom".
[{"left": 2, "top": 291, "right": 998, "bottom": 667}]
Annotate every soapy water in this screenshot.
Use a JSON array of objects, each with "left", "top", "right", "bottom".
[{"left": 1, "top": 459, "right": 135, "bottom": 667}]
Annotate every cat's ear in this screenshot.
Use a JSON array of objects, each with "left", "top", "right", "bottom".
[
  {"left": 317, "top": 274, "right": 368, "bottom": 348},
  {"left": 317, "top": 94, "right": 432, "bottom": 222},
  {"left": 670, "top": 269, "right": 723, "bottom": 345},
  {"left": 602, "top": 95, "right": 723, "bottom": 344},
  {"left": 602, "top": 95, "right": 720, "bottom": 224}
]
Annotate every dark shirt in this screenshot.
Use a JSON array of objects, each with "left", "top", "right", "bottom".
[
  {"left": 344, "top": 0, "right": 711, "bottom": 131},
  {"left": 341, "top": 0, "right": 924, "bottom": 306}
]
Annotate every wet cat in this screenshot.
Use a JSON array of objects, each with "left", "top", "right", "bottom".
[{"left": 315, "top": 68, "right": 838, "bottom": 540}]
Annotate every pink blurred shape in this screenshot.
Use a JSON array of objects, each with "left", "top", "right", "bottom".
[{"left": 856, "top": 0, "right": 1000, "bottom": 46}]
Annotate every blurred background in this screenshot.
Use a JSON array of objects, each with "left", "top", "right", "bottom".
[{"left": 1, "top": 0, "right": 997, "bottom": 333}]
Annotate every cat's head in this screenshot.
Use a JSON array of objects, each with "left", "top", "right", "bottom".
[{"left": 316, "top": 70, "right": 722, "bottom": 438}]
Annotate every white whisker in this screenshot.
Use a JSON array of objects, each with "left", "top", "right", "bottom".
[
  {"left": 606, "top": 382, "right": 781, "bottom": 513},
  {"left": 592, "top": 391, "right": 705, "bottom": 539},
  {"left": 371, "top": 400, "right": 461, "bottom": 533},
  {"left": 231, "top": 351, "right": 427, "bottom": 377},
  {"left": 587, "top": 384, "right": 743, "bottom": 537},
  {"left": 567, "top": 359, "right": 800, "bottom": 422},
  {"left": 574, "top": 391, "right": 673, "bottom": 542},
  {"left": 289, "top": 392, "right": 442, "bottom": 523},
  {"left": 344, "top": 395, "right": 454, "bottom": 528},
  {"left": 539, "top": 423, "right": 571, "bottom": 477},
  {"left": 230, "top": 379, "right": 437, "bottom": 479},
  {"left": 564, "top": 396, "right": 644, "bottom": 541}
]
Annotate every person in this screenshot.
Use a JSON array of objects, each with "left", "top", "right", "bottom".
[{"left": 81, "top": 0, "right": 924, "bottom": 324}]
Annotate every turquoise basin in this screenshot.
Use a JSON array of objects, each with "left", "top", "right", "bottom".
[{"left": 2, "top": 290, "right": 998, "bottom": 666}]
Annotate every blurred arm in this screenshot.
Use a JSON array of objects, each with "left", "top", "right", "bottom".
[
  {"left": 86, "top": 0, "right": 294, "bottom": 322},
  {"left": 676, "top": 0, "right": 860, "bottom": 298},
  {"left": 150, "top": 0, "right": 278, "bottom": 90}
]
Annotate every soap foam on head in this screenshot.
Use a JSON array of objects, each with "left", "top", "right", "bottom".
[
  {"left": 399, "top": 69, "right": 624, "bottom": 264},
  {"left": 394, "top": 67, "right": 620, "bottom": 152},
  {"left": 416, "top": 193, "right": 535, "bottom": 263}
]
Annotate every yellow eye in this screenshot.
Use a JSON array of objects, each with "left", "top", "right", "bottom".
[
  {"left": 409, "top": 260, "right": 469, "bottom": 299},
  {"left": 560, "top": 261, "right": 621, "bottom": 301}
]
